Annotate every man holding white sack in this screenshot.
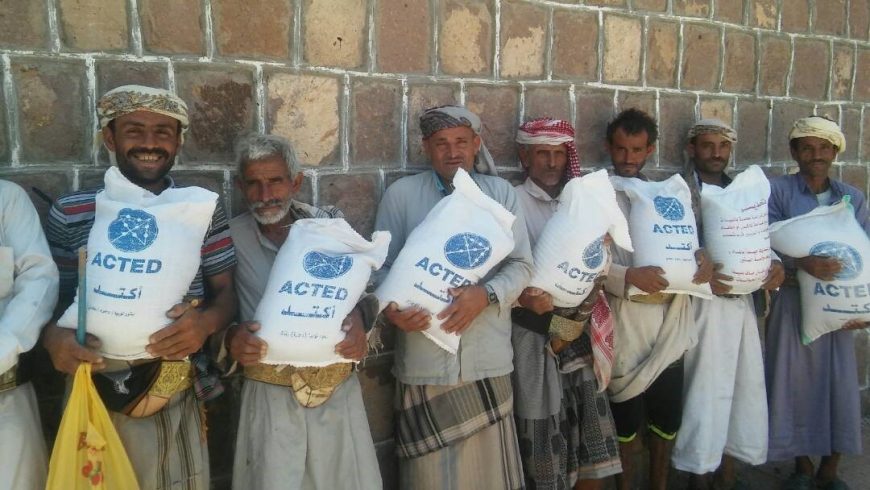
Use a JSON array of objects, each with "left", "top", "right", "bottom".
[
  {"left": 601, "top": 109, "right": 713, "bottom": 490},
  {"left": 0, "top": 180, "right": 59, "bottom": 490},
  {"left": 765, "top": 116, "right": 868, "bottom": 490},
  {"left": 510, "top": 118, "right": 622, "bottom": 489},
  {"left": 43, "top": 85, "right": 238, "bottom": 490},
  {"left": 225, "top": 133, "right": 382, "bottom": 489},
  {"left": 672, "top": 119, "right": 785, "bottom": 490},
  {"left": 374, "top": 105, "right": 532, "bottom": 489}
]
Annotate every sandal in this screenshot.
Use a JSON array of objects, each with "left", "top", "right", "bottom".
[{"left": 782, "top": 473, "right": 814, "bottom": 490}]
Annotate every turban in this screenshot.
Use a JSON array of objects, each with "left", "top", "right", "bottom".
[
  {"left": 97, "top": 85, "right": 189, "bottom": 143},
  {"left": 419, "top": 105, "right": 497, "bottom": 176},
  {"left": 686, "top": 118, "right": 737, "bottom": 143},
  {"left": 516, "top": 118, "right": 581, "bottom": 179},
  {"left": 789, "top": 116, "right": 846, "bottom": 154}
]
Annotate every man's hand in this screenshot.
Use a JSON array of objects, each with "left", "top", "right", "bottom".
[
  {"left": 43, "top": 324, "right": 105, "bottom": 375},
  {"left": 625, "top": 266, "right": 669, "bottom": 294},
  {"left": 762, "top": 260, "right": 785, "bottom": 290},
  {"left": 518, "top": 287, "right": 554, "bottom": 315},
  {"left": 796, "top": 255, "right": 842, "bottom": 281},
  {"left": 335, "top": 308, "right": 368, "bottom": 361},
  {"left": 384, "top": 302, "right": 431, "bottom": 332},
  {"left": 692, "top": 248, "right": 714, "bottom": 284},
  {"left": 438, "top": 285, "right": 489, "bottom": 335},
  {"left": 710, "top": 263, "right": 733, "bottom": 296},
  {"left": 226, "top": 321, "right": 268, "bottom": 366},
  {"left": 842, "top": 319, "right": 869, "bottom": 331},
  {"left": 147, "top": 301, "right": 210, "bottom": 361}
]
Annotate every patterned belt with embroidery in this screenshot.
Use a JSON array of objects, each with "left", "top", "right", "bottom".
[
  {"left": 244, "top": 362, "right": 353, "bottom": 408},
  {"left": 0, "top": 366, "right": 15, "bottom": 394},
  {"left": 628, "top": 292, "right": 676, "bottom": 304}
]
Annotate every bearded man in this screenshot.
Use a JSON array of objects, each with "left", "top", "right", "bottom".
[
  {"left": 510, "top": 118, "right": 622, "bottom": 490},
  {"left": 43, "top": 85, "right": 237, "bottom": 490},
  {"left": 374, "top": 105, "right": 532, "bottom": 490},
  {"left": 226, "top": 133, "right": 381, "bottom": 489}
]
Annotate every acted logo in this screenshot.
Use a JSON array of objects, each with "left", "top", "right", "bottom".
[
  {"left": 303, "top": 251, "right": 353, "bottom": 279},
  {"left": 582, "top": 236, "right": 606, "bottom": 269},
  {"left": 444, "top": 232, "right": 492, "bottom": 270},
  {"left": 108, "top": 208, "right": 159, "bottom": 253},
  {"left": 809, "top": 241, "right": 863, "bottom": 280},
  {"left": 653, "top": 196, "right": 685, "bottom": 221}
]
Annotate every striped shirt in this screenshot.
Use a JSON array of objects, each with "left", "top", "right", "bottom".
[{"left": 47, "top": 177, "right": 236, "bottom": 305}]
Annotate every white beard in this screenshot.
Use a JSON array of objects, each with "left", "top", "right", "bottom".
[{"left": 250, "top": 200, "right": 292, "bottom": 225}]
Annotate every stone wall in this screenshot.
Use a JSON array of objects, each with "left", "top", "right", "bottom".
[{"left": 0, "top": 0, "right": 868, "bottom": 488}]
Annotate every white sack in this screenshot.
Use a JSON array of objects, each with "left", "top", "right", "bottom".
[
  {"left": 255, "top": 219, "right": 390, "bottom": 366},
  {"left": 57, "top": 167, "right": 217, "bottom": 359},
  {"left": 375, "top": 169, "right": 516, "bottom": 353},
  {"left": 611, "top": 174, "right": 712, "bottom": 299},
  {"left": 529, "top": 169, "right": 633, "bottom": 307},
  {"left": 700, "top": 165, "right": 772, "bottom": 295},
  {"left": 768, "top": 197, "right": 870, "bottom": 344}
]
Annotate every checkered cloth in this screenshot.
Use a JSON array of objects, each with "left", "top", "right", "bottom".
[{"left": 516, "top": 118, "right": 581, "bottom": 178}]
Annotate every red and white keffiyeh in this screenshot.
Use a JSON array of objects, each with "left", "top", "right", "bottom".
[{"left": 515, "top": 118, "right": 581, "bottom": 179}]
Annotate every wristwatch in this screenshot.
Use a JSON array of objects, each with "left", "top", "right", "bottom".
[{"left": 484, "top": 284, "right": 498, "bottom": 305}]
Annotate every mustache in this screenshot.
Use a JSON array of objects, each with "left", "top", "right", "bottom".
[
  {"left": 127, "top": 147, "right": 170, "bottom": 160},
  {"left": 250, "top": 199, "right": 287, "bottom": 209}
]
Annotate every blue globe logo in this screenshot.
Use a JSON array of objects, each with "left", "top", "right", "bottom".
[
  {"left": 653, "top": 196, "right": 685, "bottom": 221},
  {"left": 444, "top": 233, "right": 492, "bottom": 270},
  {"left": 583, "top": 236, "right": 606, "bottom": 269},
  {"left": 108, "top": 208, "right": 159, "bottom": 253},
  {"left": 303, "top": 251, "right": 353, "bottom": 279},
  {"left": 809, "top": 241, "right": 862, "bottom": 280}
]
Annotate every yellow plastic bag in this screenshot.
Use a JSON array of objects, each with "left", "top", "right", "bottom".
[{"left": 46, "top": 362, "right": 140, "bottom": 490}]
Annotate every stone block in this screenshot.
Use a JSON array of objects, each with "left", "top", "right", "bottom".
[
  {"left": 0, "top": 82, "right": 6, "bottom": 164},
  {"left": 790, "top": 39, "right": 829, "bottom": 100},
  {"left": 0, "top": 170, "right": 72, "bottom": 223},
  {"left": 603, "top": 15, "right": 642, "bottom": 85},
  {"left": 723, "top": 30, "right": 756, "bottom": 93},
  {"left": 499, "top": 169, "right": 525, "bottom": 187},
  {"left": 384, "top": 170, "right": 417, "bottom": 188},
  {"left": 734, "top": 99, "right": 768, "bottom": 165},
  {"left": 552, "top": 9, "right": 598, "bottom": 81},
  {"left": 813, "top": 0, "right": 846, "bottom": 36},
  {"left": 864, "top": 110, "right": 870, "bottom": 161},
  {"left": 12, "top": 58, "right": 89, "bottom": 163},
  {"left": 832, "top": 44, "right": 855, "bottom": 100},
  {"left": 658, "top": 94, "right": 696, "bottom": 167},
  {"left": 815, "top": 104, "right": 839, "bottom": 125},
  {"left": 304, "top": 0, "right": 366, "bottom": 68},
  {"left": 699, "top": 97, "right": 734, "bottom": 126},
  {"left": 646, "top": 20, "right": 678, "bottom": 88},
  {"left": 856, "top": 48, "right": 870, "bottom": 102},
  {"left": 673, "top": 0, "right": 710, "bottom": 17},
  {"left": 214, "top": 0, "right": 291, "bottom": 59},
  {"left": 681, "top": 24, "right": 720, "bottom": 91},
  {"left": 714, "top": 0, "right": 744, "bottom": 24},
  {"left": 781, "top": 0, "right": 809, "bottom": 33},
  {"left": 771, "top": 100, "right": 814, "bottom": 162},
  {"left": 523, "top": 86, "right": 571, "bottom": 121},
  {"left": 759, "top": 34, "right": 790, "bottom": 96},
  {"left": 499, "top": 1, "right": 547, "bottom": 79},
  {"left": 438, "top": 0, "right": 493, "bottom": 76},
  {"left": 359, "top": 358, "right": 396, "bottom": 442},
  {"left": 586, "top": 0, "right": 626, "bottom": 6},
  {"left": 574, "top": 89, "right": 614, "bottom": 166},
  {"left": 139, "top": 0, "right": 204, "bottom": 55},
  {"left": 465, "top": 84, "right": 520, "bottom": 166},
  {"left": 174, "top": 64, "right": 255, "bottom": 162},
  {"left": 407, "top": 83, "right": 460, "bottom": 165},
  {"left": 633, "top": 0, "right": 666, "bottom": 11},
  {"left": 95, "top": 60, "right": 167, "bottom": 96},
  {"left": 749, "top": 0, "right": 777, "bottom": 29},
  {"left": 318, "top": 173, "right": 380, "bottom": 236},
  {"left": 350, "top": 79, "right": 402, "bottom": 166},
  {"left": 850, "top": 0, "right": 869, "bottom": 41},
  {"left": 169, "top": 170, "right": 227, "bottom": 197},
  {"left": 618, "top": 91, "right": 656, "bottom": 117},
  {"left": 58, "top": 0, "right": 128, "bottom": 51},
  {"left": 0, "top": 0, "right": 48, "bottom": 49},
  {"left": 376, "top": 0, "right": 431, "bottom": 73},
  {"left": 839, "top": 107, "right": 861, "bottom": 162},
  {"left": 266, "top": 72, "right": 341, "bottom": 167},
  {"left": 841, "top": 165, "right": 868, "bottom": 199}
]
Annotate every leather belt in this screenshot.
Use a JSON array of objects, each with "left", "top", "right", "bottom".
[
  {"left": 96, "top": 359, "right": 194, "bottom": 418},
  {"left": 628, "top": 292, "right": 676, "bottom": 304},
  {"left": 244, "top": 362, "right": 353, "bottom": 408}
]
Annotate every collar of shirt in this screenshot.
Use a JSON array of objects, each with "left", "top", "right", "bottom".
[
  {"left": 521, "top": 177, "right": 560, "bottom": 204},
  {"left": 790, "top": 172, "right": 849, "bottom": 200},
  {"left": 433, "top": 171, "right": 453, "bottom": 196}
]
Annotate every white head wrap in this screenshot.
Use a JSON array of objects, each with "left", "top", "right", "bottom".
[
  {"left": 788, "top": 116, "right": 846, "bottom": 154},
  {"left": 97, "top": 85, "right": 190, "bottom": 144},
  {"left": 419, "top": 105, "right": 497, "bottom": 176},
  {"left": 687, "top": 118, "right": 737, "bottom": 143}
]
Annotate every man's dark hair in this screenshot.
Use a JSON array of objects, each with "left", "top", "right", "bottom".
[{"left": 606, "top": 108, "right": 658, "bottom": 145}]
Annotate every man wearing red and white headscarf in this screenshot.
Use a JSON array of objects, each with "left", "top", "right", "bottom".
[{"left": 511, "top": 118, "right": 622, "bottom": 490}]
